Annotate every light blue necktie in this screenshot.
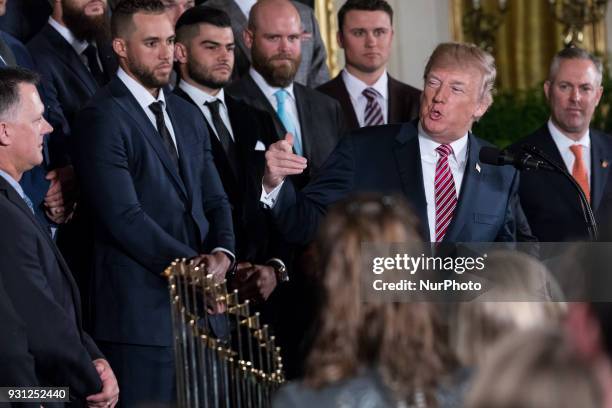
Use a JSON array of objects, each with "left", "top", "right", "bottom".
[
  {"left": 274, "top": 89, "right": 303, "bottom": 156},
  {"left": 22, "top": 193, "right": 35, "bottom": 214}
]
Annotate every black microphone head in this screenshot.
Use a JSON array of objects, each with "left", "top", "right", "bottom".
[{"left": 479, "top": 146, "right": 503, "bottom": 166}]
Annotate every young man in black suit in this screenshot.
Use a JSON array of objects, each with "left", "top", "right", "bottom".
[
  {"left": 173, "top": 6, "right": 289, "bottom": 302},
  {"left": 317, "top": 0, "right": 420, "bottom": 131},
  {"left": 73, "top": 1, "right": 235, "bottom": 405},
  {"left": 226, "top": 0, "right": 344, "bottom": 188},
  {"left": 510, "top": 47, "right": 612, "bottom": 242},
  {"left": 0, "top": 67, "right": 119, "bottom": 407}
]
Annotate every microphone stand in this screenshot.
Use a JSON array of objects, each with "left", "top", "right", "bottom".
[{"left": 522, "top": 144, "right": 598, "bottom": 241}]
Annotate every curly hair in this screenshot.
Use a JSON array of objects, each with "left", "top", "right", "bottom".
[{"left": 304, "top": 193, "right": 447, "bottom": 406}]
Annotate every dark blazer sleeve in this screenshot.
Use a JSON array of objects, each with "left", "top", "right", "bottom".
[
  {"left": 271, "top": 134, "right": 356, "bottom": 245},
  {"left": 0, "top": 211, "right": 102, "bottom": 399},
  {"left": 74, "top": 104, "right": 200, "bottom": 274}
]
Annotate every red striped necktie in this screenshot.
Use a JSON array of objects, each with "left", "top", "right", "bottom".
[{"left": 434, "top": 144, "right": 457, "bottom": 242}]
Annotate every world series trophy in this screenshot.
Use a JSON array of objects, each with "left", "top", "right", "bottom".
[{"left": 163, "top": 259, "right": 285, "bottom": 408}]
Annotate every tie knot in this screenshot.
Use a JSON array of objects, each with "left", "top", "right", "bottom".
[
  {"left": 570, "top": 144, "right": 583, "bottom": 159},
  {"left": 148, "top": 101, "right": 164, "bottom": 116},
  {"left": 436, "top": 144, "right": 453, "bottom": 158},
  {"left": 362, "top": 87, "right": 379, "bottom": 101},
  {"left": 83, "top": 44, "right": 97, "bottom": 57},
  {"left": 205, "top": 99, "right": 221, "bottom": 113},
  {"left": 274, "top": 89, "right": 288, "bottom": 105}
]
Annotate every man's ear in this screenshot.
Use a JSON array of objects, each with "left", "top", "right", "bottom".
[
  {"left": 0, "top": 122, "right": 11, "bottom": 147},
  {"left": 336, "top": 30, "right": 344, "bottom": 49},
  {"left": 112, "top": 38, "right": 128, "bottom": 59},
  {"left": 175, "top": 42, "right": 188, "bottom": 64},
  {"left": 243, "top": 29, "right": 254, "bottom": 50},
  {"left": 543, "top": 80, "right": 551, "bottom": 101}
]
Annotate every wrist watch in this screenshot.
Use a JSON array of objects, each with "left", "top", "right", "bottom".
[{"left": 268, "top": 261, "right": 289, "bottom": 282}]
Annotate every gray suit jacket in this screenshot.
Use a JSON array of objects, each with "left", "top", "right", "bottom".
[{"left": 204, "top": 0, "right": 329, "bottom": 88}]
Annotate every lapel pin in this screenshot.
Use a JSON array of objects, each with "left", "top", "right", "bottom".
[
  {"left": 475, "top": 163, "right": 481, "bottom": 173},
  {"left": 602, "top": 160, "right": 609, "bottom": 169}
]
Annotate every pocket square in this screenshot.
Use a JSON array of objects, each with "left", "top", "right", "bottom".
[{"left": 254, "top": 140, "right": 266, "bottom": 151}]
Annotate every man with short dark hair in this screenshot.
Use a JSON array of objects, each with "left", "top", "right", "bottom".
[
  {"left": 204, "top": 0, "right": 329, "bottom": 87},
  {"left": 174, "top": 6, "right": 290, "bottom": 302},
  {"left": 317, "top": 0, "right": 420, "bottom": 130},
  {"left": 73, "top": 1, "right": 235, "bottom": 405},
  {"left": 510, "top": 47, "right": 612, "bottom": 242},
  {"left": 0, "top": 67, "right": 119, "bottom": 407}
]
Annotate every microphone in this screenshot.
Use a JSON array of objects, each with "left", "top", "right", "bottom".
[{"left": 479, "top": 146, "right": 555, "bottom": 171}]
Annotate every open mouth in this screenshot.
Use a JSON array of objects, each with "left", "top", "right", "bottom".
[{"left": 429, "top": 109, "right": 442, "bottom": 120}]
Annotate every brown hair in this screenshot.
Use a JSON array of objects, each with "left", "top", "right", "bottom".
[
  {"left": 111, "top": 0, "right": 166, "bottom": 38},
  {"left": 304, "top": 193, "right": 446, "bottom": 406},
  {"left": 424, "top": 42, "right": 496, "bottom": 110},
  {"left": 466, "top": 328, "right": 601, "bottom": 408}
]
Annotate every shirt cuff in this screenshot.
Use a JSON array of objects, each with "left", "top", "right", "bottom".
[
  {"left": 260, "top": 181, "right": 284, "bottom": 208},
  {"left": 211, "top": 247, "right": 235, "bottom": 264}
]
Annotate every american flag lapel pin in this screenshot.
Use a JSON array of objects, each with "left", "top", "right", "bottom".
[
  {"left": 476, "top": 163, "right": 481, "bottom": 173},
  {"left": 602, "top": 160, "right": 609, "bottom": 169}
]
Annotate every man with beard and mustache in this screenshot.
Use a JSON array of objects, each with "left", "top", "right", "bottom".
[
  {"left": 72, "top": 1, "right": 234, "bottom": 406},
  {"left": 509, "top": 47, "right": 612, "bottom": 242},
  {"left": 204, "top": 0, "right": 329, "bottom": 87},
  {"left": 227, "top": 0, "right": 344, "bottom": 190},
  {"left": 174, "top": 6, "right": 291, "bottom": 304}
]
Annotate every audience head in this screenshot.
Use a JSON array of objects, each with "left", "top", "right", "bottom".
[
  {"left": 111, "top": 0, "right": 174, "bottom": 93},
  {"left": 420, "top": 42, "right": 496, "bottom": 144},
  {"left": 545, "top": 47, "right": 603, "bottom": 141},
  {"left": 466, "top": 328, "right": 601, "bottom": 408},
  {"left": 305, "top": 193, "right": 445, "bottom": 406},
  {"left": 337, "top": 0, "right": 394, "bottom": 82},
  {"left": 0, "top": 68, "right": 52, "bottom": 181},
  {"left": 452, "top": 250, "right": 565, "bottom": 367},
  {"left": 0, "top": 0, "right": 6, "bottom": 17},
  {"left": 54, "top": 0, "right": 110, "bottom": 42},
  {"left": 161, "top": 0, "right": 194, "bottom": 25},
  {"left": 175, "top": 6, "right": 234, "bottom": 93},
  {"left": 245, "top": 0, "right": 302, "bottom": 88}
]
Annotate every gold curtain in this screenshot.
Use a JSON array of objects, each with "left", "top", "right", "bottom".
[
  {"left": 451, "top": 0, "right": 608, "bottom": 90},
  {"left": 314, "top": 0, "right": 341, "bottom": 77}
]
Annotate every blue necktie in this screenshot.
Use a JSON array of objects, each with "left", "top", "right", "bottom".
[
  {"left": 274, "top": 89, "right": 302, "bottom": 156},
  {"left": 22, "top": 193, "right": 35, "bottom": 214}
]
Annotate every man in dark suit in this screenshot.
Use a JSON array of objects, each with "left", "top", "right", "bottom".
[
  {"left": 205, "top": 0, "right": 329, "bottom": 87},
  {"left": 510, "top": 48, "right": 612, "bottom": 242},
  {"left": 73, "top": 1, "right": 235, "bottom": 406},
  {"left": 263, "top": 42, "right": 529, "bottom": 245},
  {"left": 174, "top": 6, "right": 289, "bottom": 301},
  {"left": 0, "top": 67, "right": 118, "bottom": 407},
  {"left": 226, "top": 0, "right": 344, "bottom": 188},
  {"left": 317, "top": 0, "right": 420, "bottom": 131}
]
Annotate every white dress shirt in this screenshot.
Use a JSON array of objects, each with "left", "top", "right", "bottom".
[
  {"left": 548, "top": 119, "right": 591, "bottom": 185},
  {"left": 178, "top": 80, "right": 235, "bottom": 142},
  {"left": 249, "top": 67, "right": 303, "bottom": 144},
  {"left": 418, "top": 123, "right": 468, "bottom": 242},
  {"left": 342, "top": 68, "right": 388, "bottom": 127},
  {"left": 235, "top": 0, "right": 257, "bottom": 18},
  {"left": 48, "top": 17, "right": 102, "bottom": 74},
  {"left": 117, "top": 67, "right": 179, "bottom": 154}
]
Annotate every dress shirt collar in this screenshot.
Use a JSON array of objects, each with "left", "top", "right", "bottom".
[
  {"left": 118, "top": 67, "right": 167, "bottom": 112},
  {"left": 548, "top": 118, "right": 590, "bottom": 150},
  {"left": 235, "top": 0, "right": 257, "bottom": 18},
  {"left": 249, "top": 67, "right": 296, "bottom": 103},
  {"left": 417, "top": 122, "right": 469, "bottom": 165},
  {"left": 48, "top": 16, "right": 89, "bottom": 56},
  {"left": 342, "top": 68, "right": 388, "bottom": 101},
  {"left": 0, "top": 168, "right": 26, "bottom": 198},
  {"left": 178, "top": 79, "right": 226, "bottom": 109}
]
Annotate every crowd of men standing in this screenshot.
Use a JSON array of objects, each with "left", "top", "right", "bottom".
[{"left": 1, "top": 0, "right": 612, "bottom": 407}]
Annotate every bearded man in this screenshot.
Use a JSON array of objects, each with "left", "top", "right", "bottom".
[{"left": 226, "top": 0, "right": 345, "bottom": 189}]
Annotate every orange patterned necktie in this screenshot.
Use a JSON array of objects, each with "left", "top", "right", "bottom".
[{"left": 569, "top": 144, "right": 590, "bottom": 203}]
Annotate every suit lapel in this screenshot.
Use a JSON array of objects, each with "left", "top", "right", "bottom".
[
  {"left": 0, "top": 32, "right": 17, "bottom": 67},
  {"left": 443, "top": 134, "right": 483, "bottom": 242},
  {"left": 242, "top": 75, "right": 286, "bottom": 139},
  {"left": 0, "top": 177, "right": 83, "bottom": 322},
  {"left": 333, "top": 74, "right": 359, "bottom": 129},
  {"left": 109, "top": 78, "right": 188, "bottom": 202},
  {"left": 387, "top": 75, "right": 402, "bottom": 124},
  {"left": 393, "top": 123, "right": 429, "bottom": 240},
  {"left": 293, "top": 84, "right": 312, "bottom": 158},
  {"left": 590, "top": 129, "right": 610, "bottom": 212},
  {"left": 44, "top": 24, "right": 98, "bottom": 95}
]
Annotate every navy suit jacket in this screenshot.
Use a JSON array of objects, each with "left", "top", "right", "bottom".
[
  {"left": 271, "top": 121, "right": 524, "bottom": 245},
  {"left": 73, "top": 77, "right": 234, "bottom": 347},
  {"left": 510, "top": 125, "right": 612, "bottom": 241},
  {"left": 0, "top": 176, "right": 103, "bottom": 402},
  {"left": 28, "top": 23, "right": 116, "bottom": 167}
]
